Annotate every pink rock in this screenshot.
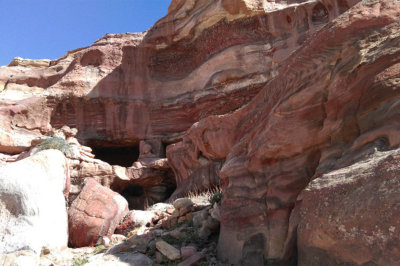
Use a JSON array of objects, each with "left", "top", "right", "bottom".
[
  {"left": 115, "top": 211, "right": 136, "bottom": 236},
  {"left": 68, "top": 178, "right": 128, "bottom": 247},
  {"left": 180, "top": 246, "right": 197, "bottom": 259},
  {"left": 177, "top": 252, "right": 205, "bottom": 266},
  {"left": 295, "top": 147, "right": 400, "bottom": 266}
]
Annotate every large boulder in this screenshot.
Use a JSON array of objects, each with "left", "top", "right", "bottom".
[
  {"left": 295, "top": 147, "right": 400, "bottom": 266},
  {"left": 0, "top": 150, "right": 69, "bottom": 254},
  {"left": 68, "top": 178, "right": 129, "bottom": 247}
]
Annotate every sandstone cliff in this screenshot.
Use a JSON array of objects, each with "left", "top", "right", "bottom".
[{"left": 1, "top": 0, "right": 399, "bottom": 265}]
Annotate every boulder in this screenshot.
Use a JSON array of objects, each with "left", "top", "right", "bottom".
[
  {"left": 0, "top": 150, "right": 69, "bottom": 254},
  {"left": 68, "top": 178, "right": 128, "bottom": 247},
  {"left": 156, "top": 240, "right": 181, "bottom": 261},
  {"left": 295, "top": 147, "right": 400, "bottom": 266},
  {"left": 178, "top": 252, "right": 205, "bottom": 266},
  {"left": 173, "top": 198, "right": 193, "bottom": 210}
]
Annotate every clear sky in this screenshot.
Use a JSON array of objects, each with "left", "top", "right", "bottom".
[{"left": 0, "top": 0, "right": 170, "bottom": 66}]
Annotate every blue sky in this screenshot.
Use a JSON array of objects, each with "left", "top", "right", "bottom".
[{"left": 0, "top": 0, "right": 170, "bottom": 66}]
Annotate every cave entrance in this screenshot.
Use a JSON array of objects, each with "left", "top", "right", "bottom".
[
  {"left": 121, "top": 185, "right": 146, "bottom": 210},
  {"left": 91, "top": 145, "right": 140, "bottom": 167},
  {"left": 120, "top": 183, "right": 177, "bottom": 210}
]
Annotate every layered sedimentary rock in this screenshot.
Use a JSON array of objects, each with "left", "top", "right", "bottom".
[
  {"left": 0, "top": 0, "right": 355, "bottom": 153},
  {"left": 1, "top": 0, "right": 399, "bottom": 264},
  {"left": 295, "top": 146, "right": 400, "bottom": 266},
  {"left": 167, "top": 0, "right": 400, "bottom": 264}
]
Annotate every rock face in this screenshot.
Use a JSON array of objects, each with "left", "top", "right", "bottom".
[
  {"left": 68, "top": 178, "right": 129, "bottom": 247},
  {"left": 295, "top": 147, "right": 400, "bottom": 266},
  {"left": 0, "top": 150, "right": 69, "bottom": 254},
  {"left": 0, "top": 0, "right": 355, "bottom": 153},
  {"left": 1, "top": 0, "right": 400, "bottom": 265},
  {"left": 166, "top": 0, "right": 400, "bottom": 264}
]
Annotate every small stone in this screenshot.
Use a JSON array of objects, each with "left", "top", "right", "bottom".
[
  {"left": 127, "top": 233, "right": 151, "bottom": 246},
  {"left": 110, "top": 234, "right": 127, "bottom": 245},
  {"left": 156, "top": 240, "right": 181, "bottom": 260},
  {"left": 169, "top": 225, "right": 188, "bottom": 239},
  {"left": 173, "top": 198, "right": 193, "bottom": 210},
  {"left": 166, "top": 208, "right": 175, "bottom": 215},
  {"left": 41, "top": 247, "right": 51, "bottom": 255},
  {"left": 161, "top": 218, "right": 172, "bottom": 229},
  {"left": 177, "top": 252, "right": 205, "bottom": 266},
  {"left": 136, "top": 243, "right": 147, "bottom": 254},
  {"left": 156, "top": 251, "right": 164, "bottom": 264},
  {"left": 210, "top": 205, "right": 220, "bottom": 221},
  {"left": 179, "top": 205, "right": 192, "bottom": 216},
  {"left": 181, "top": 246, "right": 197, "bottom": 259},
  {"left": 105, "top": 242, "right": 131, "bottom": 255},
  {"left": 100, "top": 236, "right": 110, "bottom": 247},
  {"left": 171, "top": 209, "right": 180, "bottom": 218},
  {"left": 192, "top": 210, "right": 208, "bottom": 228}
]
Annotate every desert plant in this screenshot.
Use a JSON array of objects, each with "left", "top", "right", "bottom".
[
  {"left": 93, "top": 244, "right": 106, "bottom": 254},
  {"left": 35, "top": 136, "right": 72, "bottom": 156},
  {"left": 72, "top": 256, "right": 88, "bottom": 266},
  {"left": 209, "top": 190, "right": 222, "bottom": 206}
]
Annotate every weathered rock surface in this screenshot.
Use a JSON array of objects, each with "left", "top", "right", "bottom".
[
  {"left": 0, "top": 0, "right": 353, "bottom": 154},
  {"left": 166, "top": 0, "right": 400, "bottom": 264},
  {"left": 68, "top": 178, "right": 128, "bottom": 247},
  {"left": 295, "top": 147, "right": 400, "bottom": 266},
  {"left": 1, "top": 0, "right": 400, "bottom": 264},
  {"left": 0, "top": 150, "right": 69, "bottom": 254}
]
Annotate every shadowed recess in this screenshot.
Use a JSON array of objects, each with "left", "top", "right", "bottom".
[{"left": 91, "top": 145, "right": 139, "bottom": 167}]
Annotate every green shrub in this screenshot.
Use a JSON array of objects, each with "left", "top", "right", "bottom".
[
  {"left": 93, "top": 245, "right": 106, "bottom": 254},
  {"left": 209, "top": 191, "right": 222, "bottom": 206},
  {"left": 36, "top": 137, "right": 72, "bottom": 156},
  {"left": 72, "top": 256, "right": 88, "bottom": 266}
]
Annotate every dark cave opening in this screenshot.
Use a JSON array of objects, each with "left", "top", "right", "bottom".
[
  {"left": 91, "top": 145, "right": 140, "bottom": 167},
  {"left": 121, "top": 183, "right": 177, "bottom": 210}
]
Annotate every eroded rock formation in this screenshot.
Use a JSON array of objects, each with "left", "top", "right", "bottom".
[
  {"left": 1, "top": 0, "right": 399, "bottom": 265},
  {"left": 0, "top": 0, "right": 356, "bottom": 152},
  {"left": 166, "top": 0, "right": 400, "bottom": 264}
]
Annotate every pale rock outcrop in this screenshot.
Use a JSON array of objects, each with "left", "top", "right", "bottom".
[
  {"left": 0, "top": 150, "right": 69, "bottom": 254},
  {"left": 8, "top": 57, "right": 51, "bottom": 68}
]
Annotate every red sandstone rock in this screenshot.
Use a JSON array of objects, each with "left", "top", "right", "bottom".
[
  {"left": 68, "top": 178, "right": 128, "bottom": 247},
  {"left": 177, "top": 252, "right": 205, "bottom": 266},
  {"left": 0, "top": 0, "right": 346, "bottom": 154},
  {"left": 166, "top": 0, "right": 400, "bottom": 264},
  {"left": 295, "top": 147, "right": 400, "bottom": 265},
  {"left": 1, "top": 0, "right": 398, "bottom": 264}
]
